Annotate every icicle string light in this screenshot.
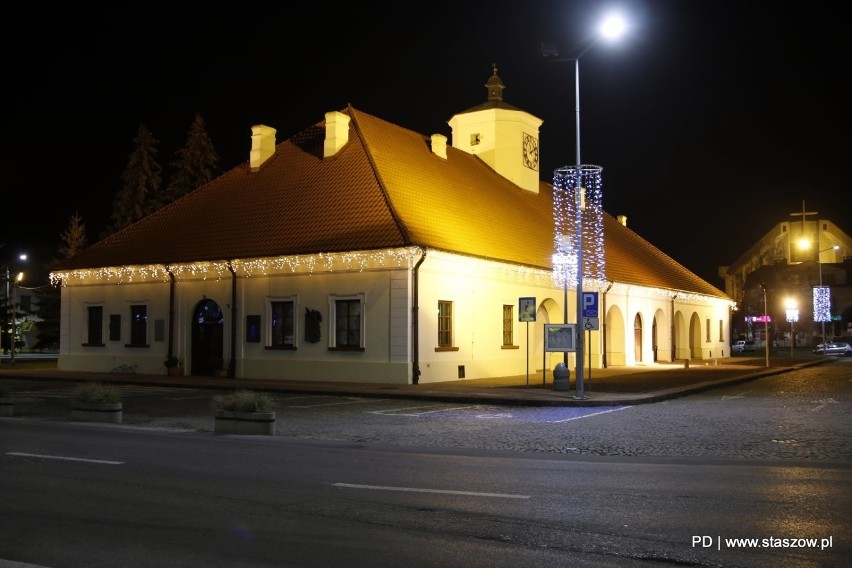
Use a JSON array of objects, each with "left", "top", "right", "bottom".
[
  {"left": 552, "top": 165, "right": 606, "bottom": 288},
  {"left": 48, "top": 249, "right": 730, "bottom": 308},
  {"left": 51, "top": 247, "right": 426, "bottom": 286}
]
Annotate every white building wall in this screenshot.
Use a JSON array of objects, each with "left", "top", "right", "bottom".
[{"left": 55, "top": 250, "right": 731, "bottom": 384}]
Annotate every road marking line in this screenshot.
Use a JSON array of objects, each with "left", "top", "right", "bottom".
[
  {"left": 721, "top": 390, "right": 752, "bottom": 400},
  {"left": 369, "top": 405, "right": 477, "bottom": 416},
  {"left": 332, "top": 483, "right": 529, "bottom": 499},
  {"left": 548, "top": 406, "right": 629, "bottom": 423},
  {"left": 6, "top": 452, "right": 124, "bottom": 465},
  {"left": 811, "top": 398, "right": 839, "bottom": 412},
  {"left": 289, "top": 399, "right": 373, "bottom": 408}
]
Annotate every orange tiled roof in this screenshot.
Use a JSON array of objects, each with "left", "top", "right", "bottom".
[{"left": 55, "top": 106, "right": 728, "bottom": 300}]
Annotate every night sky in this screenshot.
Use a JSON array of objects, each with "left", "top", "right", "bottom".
[{"left": 2, "top": 1, "right": 849, "bottom": 288}]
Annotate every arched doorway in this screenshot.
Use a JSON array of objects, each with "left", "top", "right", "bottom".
[
  {"left": 191, "top": 299, "right": 224, "bottom": 376},
  {"left": 634, "top": 313, "right": 643, "bottom": 363}
]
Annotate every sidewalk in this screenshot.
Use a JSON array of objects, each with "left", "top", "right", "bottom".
[{"left": 0, "top": 355, "right": 830, "bottom": 407}]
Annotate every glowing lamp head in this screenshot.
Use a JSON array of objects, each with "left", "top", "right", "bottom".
[{"left": 598, "top": 13, "right": 626, "bottom": 40}]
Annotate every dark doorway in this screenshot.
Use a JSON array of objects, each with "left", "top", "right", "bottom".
[{"left": 191, "top": 299, "right": 224, "bottom": 376}]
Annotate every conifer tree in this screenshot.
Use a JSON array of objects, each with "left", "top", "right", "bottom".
[
  {"left": 33, "top": 213, "right": 88, "bottom": 350},
  {"left": 57, "top": 212, "right": 88, "bottom": 259},
  {"left": 103, "top": 123, "right": 162, "bottom": 237},
  {"left": 160, "top": 113, "right": 220, "bottom": 207}
]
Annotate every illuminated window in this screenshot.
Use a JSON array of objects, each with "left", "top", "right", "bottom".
[
  {"left": 85, "top": 305, "right": 103, "bottom": 346},
  {"left": 128, "top": 304, "right": 148, "bottom": 347},
  {"left": 330, "top": 294, "right": 364, "bottom": 350},
  {"left": 705, "top": 318, "right": 711, "bottom": 342},
  {"left": 438, "top": 300, "right": 453, "bottom": 348},
  {"left": 268, "top": 298, "right": 296, "bottom": 348},
  {"left": 719, "top": 320, "right": 724, "bottom": 342},
  {"left": 502, "top": 305, "right": 514, "bottom": 346}
]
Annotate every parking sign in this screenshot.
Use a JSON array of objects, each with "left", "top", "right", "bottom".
[{"left": 582, "top": 292, "right": 598, "bottom": 318}]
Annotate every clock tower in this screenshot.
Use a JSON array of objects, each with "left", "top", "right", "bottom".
[{"left": 447, "top": 64, "right": 543, "bottom": 193}]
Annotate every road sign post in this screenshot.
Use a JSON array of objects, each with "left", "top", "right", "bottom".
[{"left": 577, "top": 292, "right": 598, "bottom": 398}]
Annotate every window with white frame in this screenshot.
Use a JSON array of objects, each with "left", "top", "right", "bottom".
[
  {"left": 267, "top": 297, "right": 296, "bottom": 348},
  {"left": 329, "top": 293, "right": 365, "bottom": 350}
]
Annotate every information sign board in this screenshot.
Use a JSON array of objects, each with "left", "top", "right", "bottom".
[{"left": 545, "top": 324, "right": 576, "bottom": 352}]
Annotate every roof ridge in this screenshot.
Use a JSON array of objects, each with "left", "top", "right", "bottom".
[{"left": 347, "top": 105, "right": 414, "bottom": 246}]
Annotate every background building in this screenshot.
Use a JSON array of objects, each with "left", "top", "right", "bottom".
[{"left": 720, "top": 208, "right": 852, "bottom": 347}]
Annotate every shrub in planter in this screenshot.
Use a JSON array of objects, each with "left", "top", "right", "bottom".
[
  {"left": 73, "top": 382, "right": 122, "bottom": 404},
  {"left": 72, "top": 382, "right": 123, "bottom": 424},
  {"left": 213, "top": 390, "right": 276, "bottom": 435},
  {"left": 213, "top": 390, "right": 275, "bottom": 413},
  {"left": 164, "top": 356, "right": 184, "bottom": 376}
]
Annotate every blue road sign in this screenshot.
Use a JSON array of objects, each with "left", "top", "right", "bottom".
[{"left": 582, "top": 292, "right": 598, "bottom": 318}]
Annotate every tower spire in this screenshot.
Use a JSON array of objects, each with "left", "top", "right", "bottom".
[{"left": 484, "top": 63, "right": 505, "bottom": 102}]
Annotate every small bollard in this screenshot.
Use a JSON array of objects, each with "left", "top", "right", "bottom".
[{"left": 683, "top": 359, "right": 690, "bottom": 369}]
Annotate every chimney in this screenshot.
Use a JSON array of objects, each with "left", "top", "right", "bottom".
[
  {"left": 323, "top": 111, "right": 351, "bottom": 157},
  {"left": 250, "top": 125, "right": 277, "bottom": 172},
  {"left": 430, "top": 134, "right": 447, "bottom": 159},
  {"left": 617, "top": 215, "right": 628, "bottom": 226}
]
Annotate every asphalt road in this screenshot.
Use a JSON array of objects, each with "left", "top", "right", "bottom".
[{"left": 1, "top": 360, "right": 850, "bottom": 567}]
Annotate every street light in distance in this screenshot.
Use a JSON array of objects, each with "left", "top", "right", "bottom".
[{"left": 784, "top": 297, "right": 798, "bottom": 359}]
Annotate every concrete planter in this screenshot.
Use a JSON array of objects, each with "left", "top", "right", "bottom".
[
  {"left": 0, "top": 397, "right": 14, "bottom": 417},
  {"left": 214, "top": 410, "right": 276, "bottom": 435},
  {"left": 71, "top": 402, "right": 123, "bottom": 424}
]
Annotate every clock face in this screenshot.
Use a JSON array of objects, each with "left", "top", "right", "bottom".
[{"left": 522, "top": 133, "right": 539, "bottom": 171}]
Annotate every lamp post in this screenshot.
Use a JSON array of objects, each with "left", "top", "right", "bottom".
[
  {"left": 784, "top": 298, "right": 798, "bottom": 359},
  {"left": 10, "top": 271, "right": 23, "bottom": 366},
  {"left": 816, "top": 245, "right": 839, "bottom": 352},
  {"left": 760, "top": 283, "right": 769, "bottom": 367},
  {"left": 547, "top": 12, "right": 626, "bottom": 400},
  {"left": 2, "top": 253, "right": 27, "bottom": 364},
  {"left": 798, "top": 240, "right": 839, "bottom": 353}
]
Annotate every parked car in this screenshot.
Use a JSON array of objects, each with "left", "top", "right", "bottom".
[
  {"left": 813, "top": 342, "right": 852, "bottom": 356},
  {"left": 732, "top": 340, "right": 756, "bottom": 353}
]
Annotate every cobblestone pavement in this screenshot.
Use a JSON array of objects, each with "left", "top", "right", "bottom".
[{"left": 4, "top": 358, "right": 850, "bottom": 462}]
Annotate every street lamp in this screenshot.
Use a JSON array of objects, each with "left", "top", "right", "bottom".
[
  {"left": 784, "top": 298, "right": 798, "bottom": 359},
  {"left": 816, "top": 245, "right": 839, "bottom": 351},
  {"left": 760, "top": 283, "right": 769, "bottom": 367},
  {"left": 798, "top": 241, "right": 839, "bottom": 353},
  {"left": 547, "top": 11, "right": 626, "bottom": 400},
  {"left": 3, "top": 253, "right": 27, "bottom": 364},
  {"left": 10, "top": 271, "right": 23, "bottom": 366}
]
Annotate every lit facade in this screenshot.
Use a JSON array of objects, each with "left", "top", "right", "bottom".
[{"left": 52, "top": 69, "right": 733, "bottom": 383}]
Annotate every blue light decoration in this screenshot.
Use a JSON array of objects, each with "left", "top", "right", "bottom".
[
  {"left": 552, "top": 165, "right": 606, "bottom": 288},
  {"left": 813, "top": 286, "right": 831, "bottom": 322}
]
